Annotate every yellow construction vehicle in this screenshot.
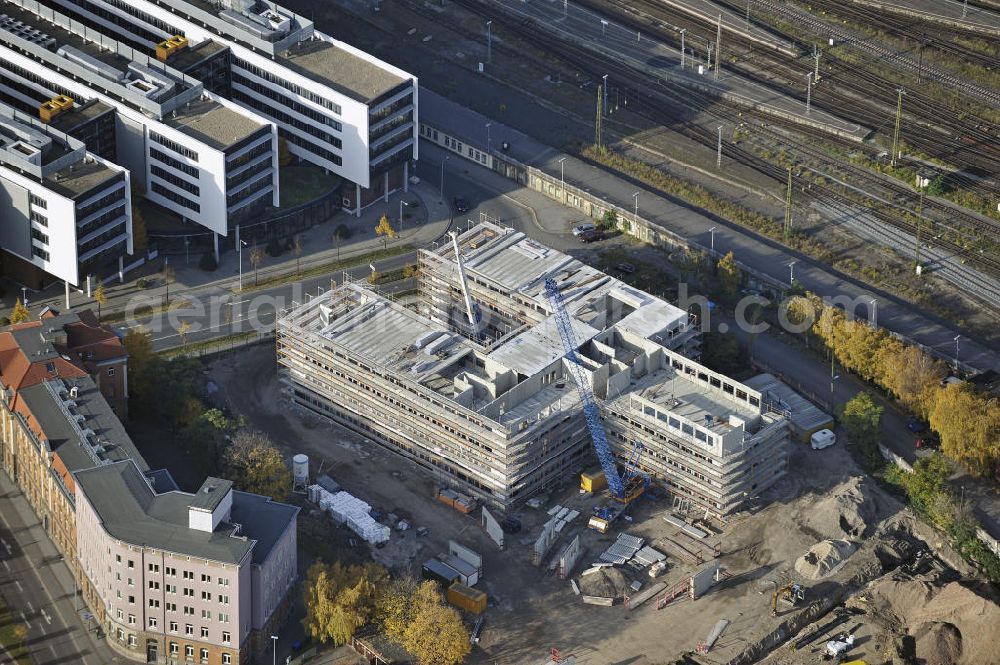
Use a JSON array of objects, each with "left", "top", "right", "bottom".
[{"left": 771, "top": 583, "right": 805, "bottom": 616}]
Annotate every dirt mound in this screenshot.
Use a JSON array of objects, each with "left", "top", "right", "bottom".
[
  {"left": 868, "top": 579, "right": 1000, "bottom": 665},
  {"left": 912, "top": 621, "right": 962, "bottom": 665},
  {"left": 578, "top": 566, "right": 629, "bottom": 599},
  {"left": 802, "top": 477, "right": 880, "bottom": 539},
  {"left": 794, "top": 539, "right": 857, "bottom": 579}
]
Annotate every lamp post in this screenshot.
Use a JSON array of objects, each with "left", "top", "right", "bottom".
[
  {"left": 486, "top": 20, "right": 492, "bottom": 64},
  {"left": 602, "top": 74, "right": 609, "bottom": 117},
  {"left": 439, "top": 156, "right": 449, "bottom": 203},
  {"left": 485, "top": 122, "right": 492, "bottom": 153},
  {"left": 238, "top": 240, "right": 247, "bottom": 292},
  {"left": 787, "top": 260, "right": 797, "bottom": 285},
  {"left": 632, "top": 191, "right": 640, "bottom": 225},
  {"left": 270, "top": 635, "right": 278, "bottom": 665},
  {"left": 21, "top": 286, "right": 27, "bottom": 307},
  {"left": 709, "top": 226, "right": 716, "bottom": 252},
  {"left": 399, "top": 199, "right": 413, "bottom": 233},
  {"left": 954, "top": 335, "right": 961, "bottom": 371},
  {"left": 680, "top": 29, "right": 686, "bottom": 69},
  {"left": 805, "top": 72, "right": 814, "bottom": 115},
  {"left": 830, "top": 373, "right": 840, "bottom": 396},
  {"left": 558, "top": 156, "right": 567, "bottom": 204},
  {"left": 869, "top": 297, "right": 877, "bottom": 328}
]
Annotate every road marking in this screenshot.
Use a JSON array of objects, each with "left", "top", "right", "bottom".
[
  {"left": 15, "top": 580, "right": 23, "bottom": 592},
  {"left": 27, "top": 601, "right": 33, "bottom": 613},
  {"left": 19, "top": 611, "right": 30, "bottom": 629},
  {"left": 1, "top": 537, "right": 9, "bottom": 554},
  {"left": 2, "top": 559, "right": 8, "bottom": 571}
]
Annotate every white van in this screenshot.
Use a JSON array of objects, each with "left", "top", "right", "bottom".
[{"left": 810, "top": 429, "right": 837, "bottom": 450}]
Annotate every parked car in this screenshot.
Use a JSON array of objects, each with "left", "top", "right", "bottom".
[
  {"left": 906, "top": 418, "right": 928, "bottom": 434},
  {"left": 572, "top": 223, "right": 597, "bottom": 237},
  {"left": 915, "top": 433, "right": 940, "bottom": 450},
  {"left": 453, "top": 196, "right": 470, "bottom": 213},
  {"left": 810, "top": 429, "right": 837, "bottom": 450},
  {"left": 615, "top": 263, "right": 636, "bottom": 274},
  {"left": 578, "top": 228, "right": 605, "bottom": 243}
]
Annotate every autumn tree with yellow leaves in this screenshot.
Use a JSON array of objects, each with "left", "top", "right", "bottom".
[
  {"left": 375, "top": 214, "right": 397, "bottom": 249},
  {"left": 302, "top": 561, "right": 387, "bottom": 646}
]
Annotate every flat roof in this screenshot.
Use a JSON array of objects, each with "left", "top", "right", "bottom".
[
  {"left": 487, "top": 315, "right": 598, "bottom": 377},
  {"left": 167, "top": 39, "right": 228, "bottom": 72},
  {"left": 20, "top": 377, "right": 147, "bottom": 473},
  {"left": 189, "top": 477, "right": 233, "bottom": 511},
  {"left": 44, "top": 158, "right": 122, "bottom": 199},
  {"left": 165, "top": 96, "right": 265, "bottom": 150},
  {"left": 278, "top": 39, "right": 405, "bottom": 103},
  {"left": 75, "top": 460, "right": 297, "bottom": 564}
]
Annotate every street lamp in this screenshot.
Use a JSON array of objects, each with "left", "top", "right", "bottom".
[
  {"left": 238, "top": 240, "right": 248, "bottom": 292},
  {"left": 485, "top": 122, "right": 492, "bottom": 153},
  {"left": 439, "top": 156, "right": 450, "bottom": 203},
  {"left": 787, "top": 260, "right": 797, "bottom": 285},
  {"left": 486, "top": 20, "right": 492, "bottom": 64},
  {"left": 558, "top": 156, "right": 567, "bottom": 204},
  {"left": 21, "top": 286, "right": 27, "bottom": 307},
  {"left": 830, "top": 374, "right": 840, "bottom": 396},
  {"left": 632, "top": 191, "right": 640, "bottom": 224},
  {"left": 954, "top": 334, "right": 961, "bottom": 371},
  {"left": 399, "top": 199, "right": 414, "bottom": 233},
  {"left": 679, "top": 28, "right": 687, "bottom": 69},
  {"left": 602, "top": 74, "right": 609, "bottom": 116},
  {"left": 869, "top": 297, "right": 877, "bottom": 328},
  {"left": 270, "top": 635, "right": 278, "bottom": 665},
  {"left": 708, "top": 226, "right": 717, "bottom": 252}
]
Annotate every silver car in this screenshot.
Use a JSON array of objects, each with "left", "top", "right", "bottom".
[{"left": 572, "top": 223, "right": 597, "bottom": 236}]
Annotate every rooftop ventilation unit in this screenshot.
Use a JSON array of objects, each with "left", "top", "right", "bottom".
[{"left": 57, "top": 45, "right": 126, "bottom": 82}]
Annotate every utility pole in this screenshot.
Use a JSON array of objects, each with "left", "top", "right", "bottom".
[
  {"left": 595, "top": 85, "right": 603, "bottom": 147},
  {"left": 915, "top": 182, "right": 925, "bottom": 269},
  {"left": 784, "top": 167, "right": 793, "bottom": 240},
  {"left": 486, "top": 20, "right": 492, "bottom": 64},
  {"left": 746, "top": 0, "right": 750, "bottom": 30},
  {"left": 679, "top": 29, "right": 686, "bottom": 69},
  {"left": 963, "top": 0, "right": 969, "bottom": 18},
  {"left": 813, "top": 45, "right": 821, "bottom": 82},
  {"left": 707, "top": 42, "right": 713, "bottom": 73},
  {"left": 602, "top": 74, "right": 608, "bottom": 117},
  {"left": 891, "top": 87, "right": 905, "bottom": 167},
  {"left": 716, "top": 125, "right": 723, "bottom": 169},
  {"left": 715, "top": 14, "right": 722, "bottom": 80},
  {"left": 805, "top": 72, "right": 813, "bottom": 115}
]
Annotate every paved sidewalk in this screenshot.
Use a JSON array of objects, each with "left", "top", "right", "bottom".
[{"left": 8, "top": 181, "right": 452, "bottom": 320}]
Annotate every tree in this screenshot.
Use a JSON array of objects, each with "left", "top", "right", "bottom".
[
  {"left": 292, "top": 234, "right": 304, "bottom": 275},
  {"left": 600, "top": 209, "right": 618, "bottom": 230},
  {"left": 715, "top": 251, "right": 740, "bottom": 302},
  {"left": 93, "top": 283, "right": 108, "bottom": 322},
  {"left": 131, "top": 202, "right": 148, "bottom": 253},
  {"left": 882, "top": 344, "right": 946, "bottom": 418},
  {"left": 248, "top": 245, "right": 264, "bottom": 286},
  {"left": 402, "top": 582, "right": 470, "bottom": 665},
  {"left": 375, "top": 214, "right": 397, "bottom": 249},
  {"left": 277, "top": 136, "right": 292, "bottom": 167},
  {"left": 842, "top": 392, "right": 883, "bottom": 459},
  {"left": 177, "top": 319, "right": 191, "bottom": 346},
  {"left": 333, "top": 224, "right": 350, "bottom": 262},
  {"left": 930, "top": 383, "right": 1000, "bottom": 477},
  {"left": 221, "top": 429, "right": 292, "bottom": 500},
  {"left": 700, "top": 331, "right": 747, "bottom": 375},
  {"left": 178, "top": 408, "right": 243, "bottom": 478},
  {"left": 302, "top": 561, "right": 387, "bottom": 646},
  {"left": 402, "top": 264, "right": 419, "bottom": 279},
  {"left": 10, "top": 298, "right": 30, "bottom": 324},
  {"left": 162, "top": 262, "right": 176, "bottom": 304},
  {"left": 11, "top": 622, "right": 28, "bottom": 648},
  {"left": 367, "top": 269, "right": 380, "bottom": 285},
  {"left": 375, "top": 576, "right": 418, "bottom": 642}
]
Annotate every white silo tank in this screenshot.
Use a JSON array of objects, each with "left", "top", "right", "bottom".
[{"left": 292, "top": 454, "right": 309, "bottom": 486}]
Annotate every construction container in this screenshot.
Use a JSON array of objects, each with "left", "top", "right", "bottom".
[
  {"left": 580, "top": 469, "right": 607, "bottom": 493},
  {"left": 436, "top": 488, "right": 476, "bottom": 514},
  {"left": 447, "top": 582, "right": 487, "bottom": 614},
  {"left": 155, "top": 35, "right": 189, "bottom": 61},
  {"left": 587, "top": 516, "right": 610, "bottom": 533},
  {"left": 439, "top": 554, "right": 479, "bottom": 587},
  {"left": 422, "top": 559, "right": 460, "bottom": 586},
  {"left": 38, "top": 95, "right": 73, "bottom": 122}
]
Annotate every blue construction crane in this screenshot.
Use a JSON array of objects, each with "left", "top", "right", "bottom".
[{"left": 544, "top": 278, "right": 646, "bottom": 503}]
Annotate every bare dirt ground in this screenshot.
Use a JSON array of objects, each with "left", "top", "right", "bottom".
[{"left": 206, "top": 345, "right": 1000, "bottom": 665}]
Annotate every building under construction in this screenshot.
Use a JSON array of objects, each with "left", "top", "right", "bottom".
[{"left": 276, "top": 223, "right": 788, "bottom": 515}]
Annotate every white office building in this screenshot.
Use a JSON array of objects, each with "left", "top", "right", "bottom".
[
  {"left": 41, "top": 0, "right": 418, "bottom": 214},
  {"left": 0, "top": 101, "right": 131, "bottom": 288}
]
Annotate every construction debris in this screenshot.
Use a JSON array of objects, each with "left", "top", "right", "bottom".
[{"left": 795, "top": 539, "right": 857, "bottom": 579}]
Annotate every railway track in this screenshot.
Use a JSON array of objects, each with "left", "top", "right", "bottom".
[{"left": 444, "top": 0, "right": 1000, "bottom": 293}]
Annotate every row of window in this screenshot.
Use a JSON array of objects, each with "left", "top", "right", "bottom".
[
  {"left": 115, "top": 628, "right": 233, "bottom": 664},
  {"left": 151, "top": 182, "right": 200, "bottom": 213},
  {"left": 226, "top": 160, "right": 271, "bottom": 192},
  {"left": 231, "top": 77, "right": 343, "bottom": 148},
  {"left": 30, "top": 210, "right": 47, "bottom": 227},
  {"left": 227, "top": 176, "right": 271, "bottom": 208},
  {"left": 280, "top": 131, "right": 343, "bottom": 167},
  {"left": 151, "top": 165, "right": 201, "bottom": 196},
  {"left": 234, "top": 58, "right": 342, "bottom": 116},
  {"left": 32, "top": 246, "right": 49, "bottom": 261},
  {"left": 31, "top": 228, "right": 48, "bottom": 245},
  {"left": 150, "top": 147, "right": 199, "bottom": 178},
  {"left": 226, "top": 140, "right": 272, "bottom": 171},
  {"left": 30, "top": 193, "right": 46, "bottom": 209},
  {"left": 150, "top": 131, "right": 199, "bottom": 163},
  {"left": 77, "top": 184, "right": 126, "bottom": 220}
]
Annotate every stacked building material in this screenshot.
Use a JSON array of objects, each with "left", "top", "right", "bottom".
[
  {"left": 599, "top": 533, "right": 645, "bottom": 565},
  {"left": 633, "top": 546, "right": 667, "bottom": 567},
  {"left": 310, "top": 486, "right": 389, "bottom": 544}
]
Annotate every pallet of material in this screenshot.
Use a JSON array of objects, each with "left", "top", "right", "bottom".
[
  {"left": 659, "top": 537, "right": 701, "bottom": 565},
  {"left": 581, "top": 595, "right": 615, "bottom": 606},
  {"left": 633, "top": 546, "right": 667, "bottom": 566},
  {"left": 547, "top": 504, "right": 563, "bottom": 516},
  {"left": 663, "top": 513, "right": 687, "bottom": 529}
]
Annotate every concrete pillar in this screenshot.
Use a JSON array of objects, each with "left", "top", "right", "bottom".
[
  {"left": 404, "top": 162, "right": 409, "bottom": 193},
  {"left": 86, "top": 274, "right": 92, "bottom": 298},
  {"left": 383, "top": 172, "right": 389, "bottom": 203},
  {"left": 118, "top": 255, "right": 124, "bottom": 283},
  {"left": 213, "top": 232, "right": 220, "bottom": 263},
  {"left": 64, "top": 280, "right": 70, "bottom": 310},
  {"left": 355, "top": 183, "right": 361, "bottom": 218}
]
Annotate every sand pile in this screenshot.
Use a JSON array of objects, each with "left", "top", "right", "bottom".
[
  {"left": 794, "top": 539, "right": 857, "bottom": 579},
  {"left": 578, "top": 566, "right": 629, "bottom": 599},
  {"left": 802, "top": 477, "right": 880, "bottom": 539},
  {"left": 868, "top": 578, "right": 1000, "bottom": 665}
]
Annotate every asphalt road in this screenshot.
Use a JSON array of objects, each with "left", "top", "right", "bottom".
[{"left": 0, "top": 472, "right": 117, "bottom": 665}]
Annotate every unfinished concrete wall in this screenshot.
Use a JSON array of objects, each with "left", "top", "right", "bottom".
[
  {"left": 481, "top": 506, "right": 504, "bottom": 550},
  {"left": 690, "top": 561, "right": 721, "bottom": 599},
  {"left": 558, "top": 534, "right": 582, "bottom": 579}
]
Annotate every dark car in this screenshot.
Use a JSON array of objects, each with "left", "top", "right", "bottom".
[
  {"left": 906, "top": 418, "right": 928, "bottom": 434},
  {"left": 579, "top": 228, "right": 605, "bottom": 243},
  {"left": 916, "top": 433, "right": 940, "bottom": 450},
  {"left": 453, "top": 196, "right": 470, "bottom": 213},
  {"left": 615, "top": 263, "right": 636, "bottom": 274}
]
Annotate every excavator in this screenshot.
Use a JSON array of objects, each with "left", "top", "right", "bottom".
[{"left": 771, "top": 582, "right": 805, "bottom": 616}]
